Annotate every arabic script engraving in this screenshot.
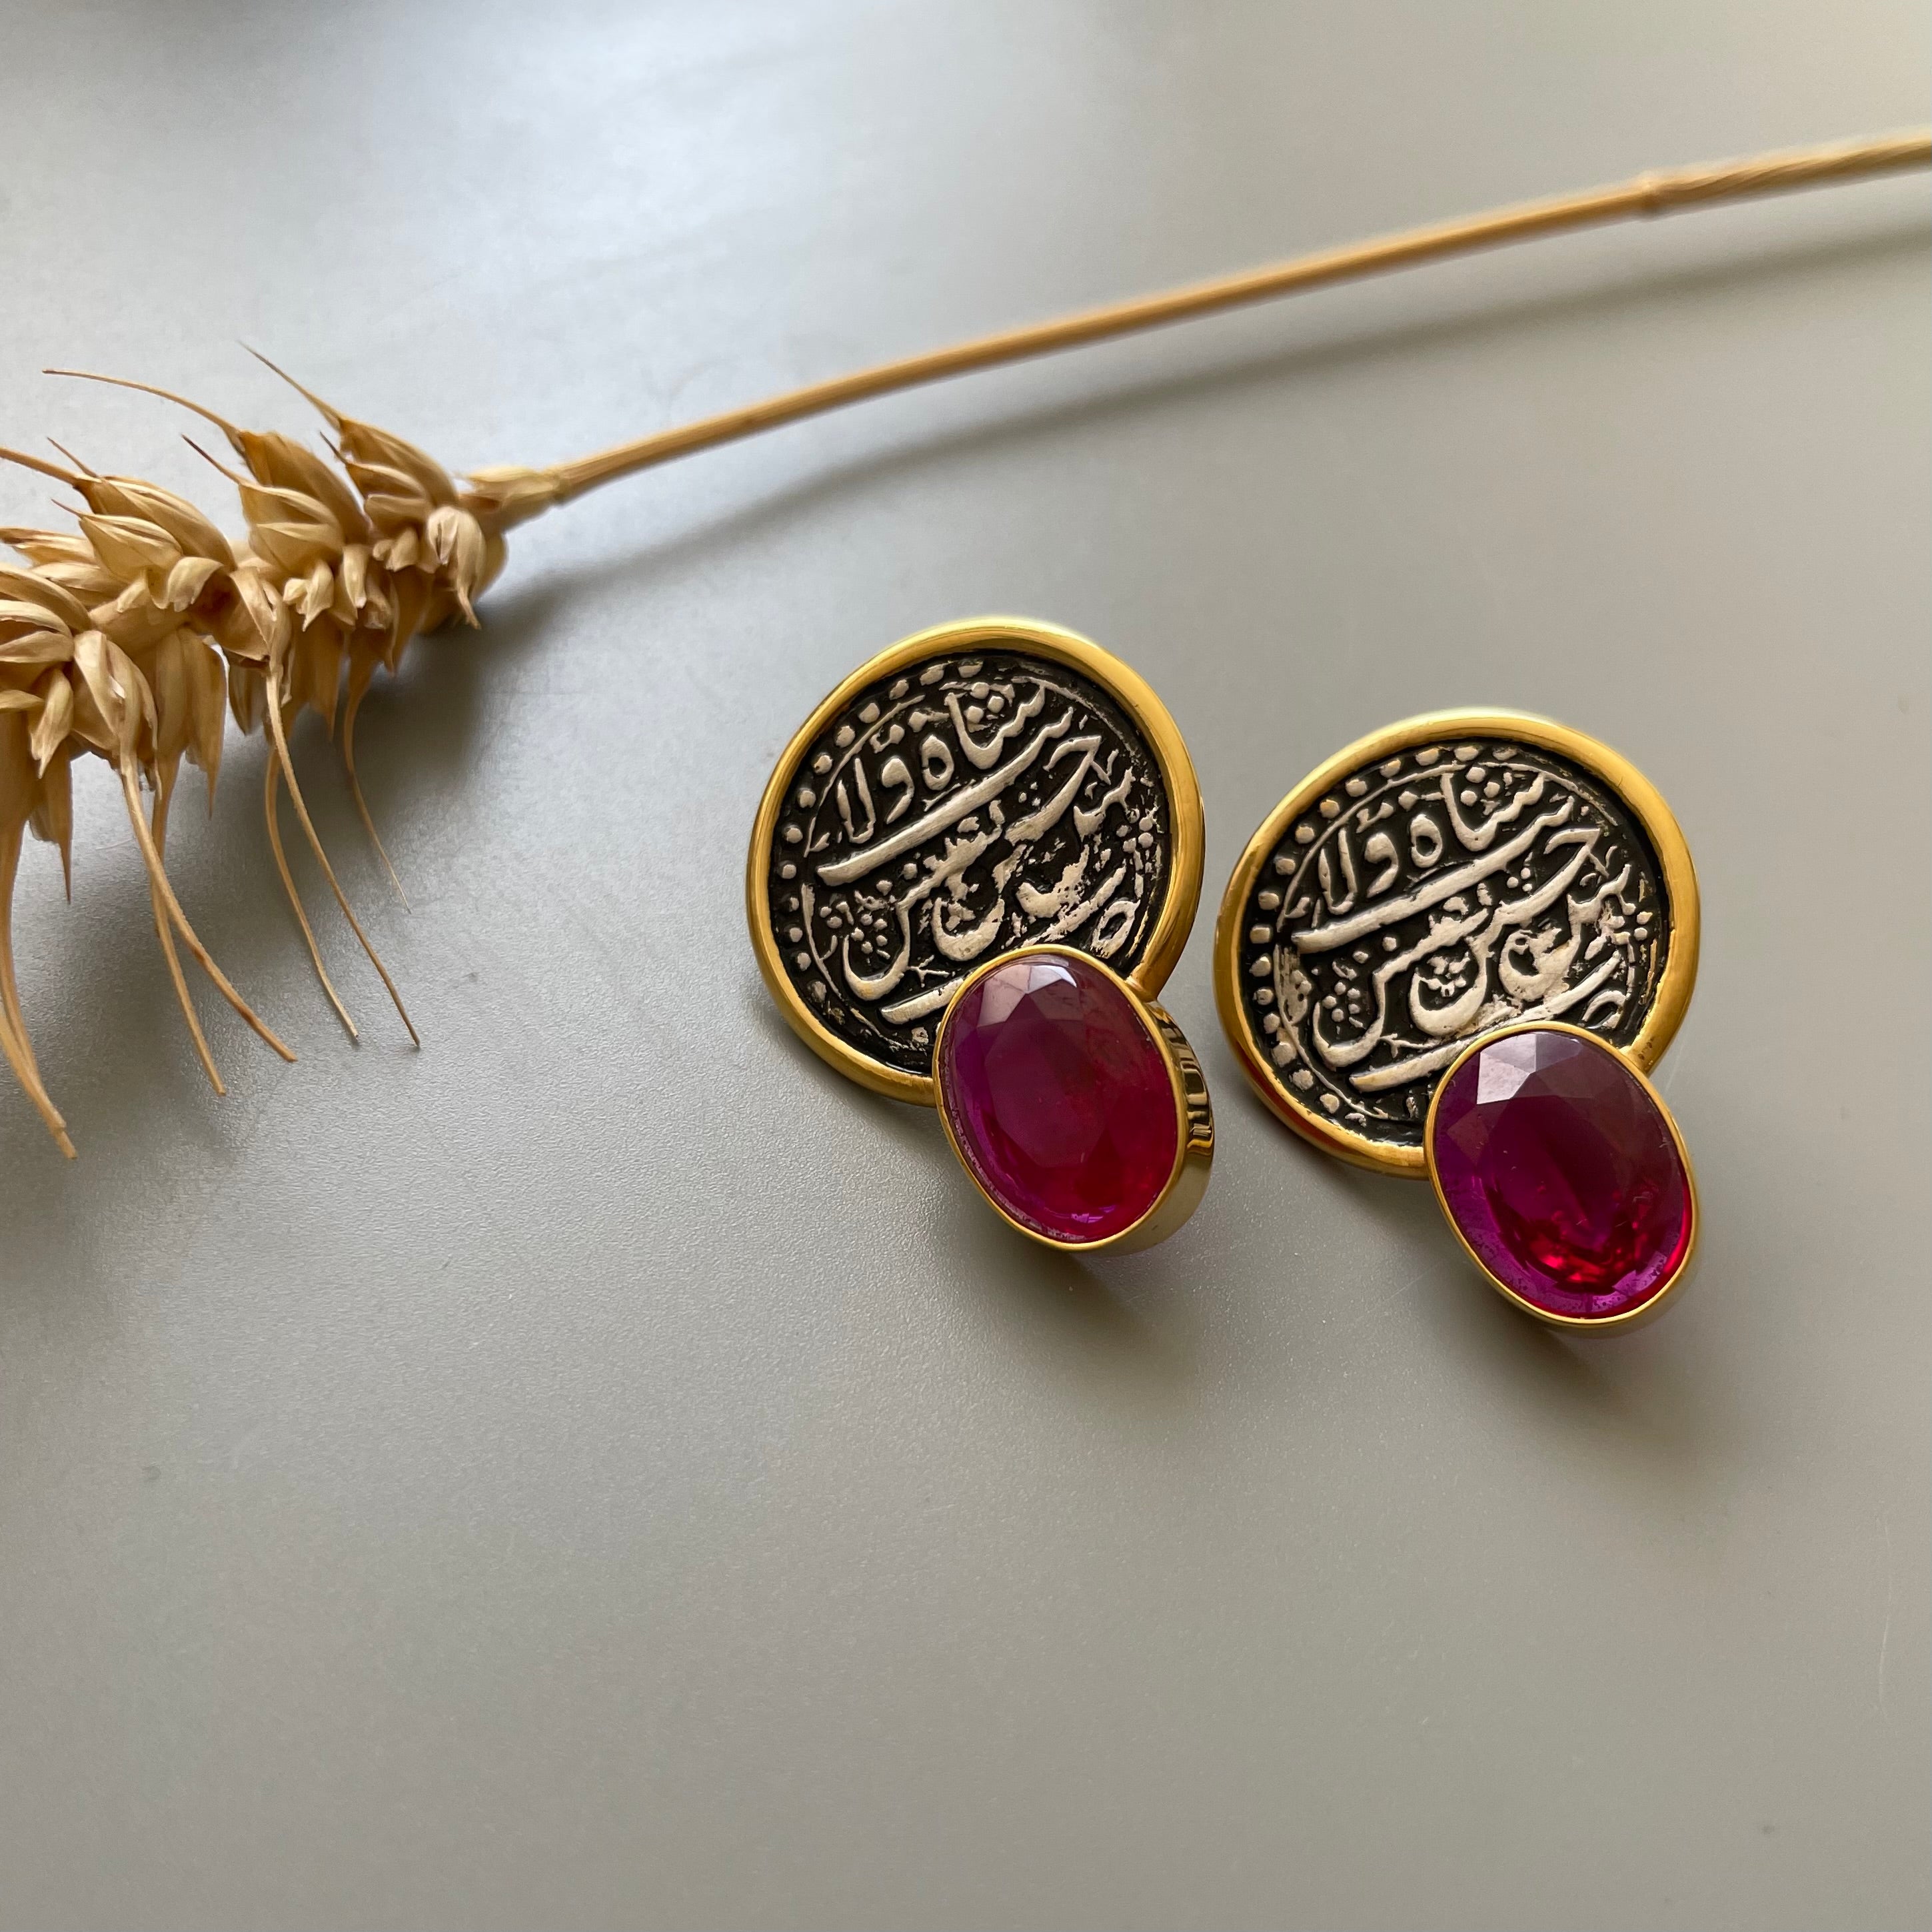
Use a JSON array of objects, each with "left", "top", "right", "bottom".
[
  {"left": 1240, "top": 736, "right": 1670, "bottom": 1150},
  {"left": 766, "top": 648, "right": 1173, "bottom": 1076}
]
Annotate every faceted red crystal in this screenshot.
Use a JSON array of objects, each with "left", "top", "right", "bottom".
[
  {"left": 935, "top": 953, "right": 1178, "bottom": 1245},
  {"left": 1429, "top": 1027, "right": 1692, "bottom": 1322}
]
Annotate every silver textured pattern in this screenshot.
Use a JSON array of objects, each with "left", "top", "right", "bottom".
[
  {"left": 1238, "top": 734, "right": 1671, "bottom": 1152},
  {"left": 764, "top": 647, "right": 1173, "bottom": 1075}
]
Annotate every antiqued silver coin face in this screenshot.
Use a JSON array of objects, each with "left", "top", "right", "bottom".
[
  {"left": 1233, "top": 731, "right": 1675, "bottom": 1156},
  {"left": 762, "top": 646, "right": 1177, "bottom": 1080}
]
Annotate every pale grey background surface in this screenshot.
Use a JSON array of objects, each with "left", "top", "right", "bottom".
[{"left": 0, "top": 5, "right": 1926, "bottom": 1929}]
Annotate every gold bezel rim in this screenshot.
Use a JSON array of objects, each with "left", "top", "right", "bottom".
[
  {"left": 748, "top": 616, "right": 1206, "bottom": 1106},
  {"left": 930, "top": 944, "right": 1212, "bottom": 1254},
  {"left": 1212, "top": 707, "right": 1701, "bottom": 1178},
  {"left": 1422, "top": 1018, "right": 1699, "bottom": 1332}
]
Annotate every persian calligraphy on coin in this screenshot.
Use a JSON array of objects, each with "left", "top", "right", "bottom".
[
  {"left": 759, "top": 642, "right": 1180, "bottom": 1082},
  {"left": 1230, "top": 727, "right": 1681, "bottom": 1161}
]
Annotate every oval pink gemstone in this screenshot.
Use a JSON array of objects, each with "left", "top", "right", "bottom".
[
  {"left": 936, "top": 953, "right": 1178, "bottom": 1245},
  {"left": 1430, "top": 1027, "right": 1692, "bottom": 1322}
]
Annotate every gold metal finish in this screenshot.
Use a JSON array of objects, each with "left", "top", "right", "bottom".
[
  {"left": 1422, "top": 1019, "right": 1699, "bottom": 1332},
  {"left": 930, "top": 945, "right": 1214, "bottom": 1255},
  {"left": 1214, "top": 708, "right": 1700, "bottom": 1179},
  {"left": 748, "top": 617, "right": 1205, "bottom": 1106}
]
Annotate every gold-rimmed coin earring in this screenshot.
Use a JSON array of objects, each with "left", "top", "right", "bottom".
[
  {"left": 750, "top": 616, "right": 1214, "bottom": 1254},
  {"left": 1214, "top": 710, "right": 1701, "bottom": 1329}
]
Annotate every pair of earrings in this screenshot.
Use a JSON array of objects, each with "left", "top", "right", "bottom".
[{"left": 750, "top": 618, "right": 1699, "bottom": 1331}]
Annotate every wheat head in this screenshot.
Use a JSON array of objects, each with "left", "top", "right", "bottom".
[{"left": 0, "top": 363, "right": 509, "bottom": 1154}]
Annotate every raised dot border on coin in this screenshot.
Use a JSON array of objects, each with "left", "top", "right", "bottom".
[
  {"left": 747, "top": 616, "right": 1206, "bottom": 1106},
  {"left": 1212, "top": 708, "right": 1701, "bottom": 1179}
]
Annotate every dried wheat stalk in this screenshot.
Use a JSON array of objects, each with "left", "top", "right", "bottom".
[
  {"left": 0, "top": 359, "right": 495, "bottom": 1148},
  {"left": 1, "top": 129, "right": 1924, "bottom": 1153}
]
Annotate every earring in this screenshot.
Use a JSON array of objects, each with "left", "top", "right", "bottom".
[
  {"left": 750, "top": 617, "right": 1213, "bottom": 1253},
  {"left": 1214, "top": 710, "right": 1700, "bottom": 1329}
]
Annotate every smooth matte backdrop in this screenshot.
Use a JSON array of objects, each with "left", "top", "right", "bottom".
[{"left": 1, "top": 5, "right": 1926, "bottom": 1929}]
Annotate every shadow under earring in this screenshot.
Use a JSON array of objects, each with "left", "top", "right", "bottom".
[
  {"left": 750, "top": 616, "right": 1213, "bottom": 1254},
  {"left": 1214, "top": 709, "right": 1700, "bottom": 1330}
]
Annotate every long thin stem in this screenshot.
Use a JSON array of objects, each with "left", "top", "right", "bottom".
[
  {"left": 0, "top": 820, "right": 75, "bottom": 1156},
  {"left": 264, "top": 739, "right": 359, "bottom": 1040},
  {"left": 341, "top": 652, "right": 409, "bottom": 908},
  {"left": 495, "top": 127, "right": 1929, "bottom": 510},
  {"left": 115, "top": 759, "right": 297, "bottom": 1062},
  {"left": 40, "top": 370, "right": 247, "bottom": 451},
  {"left": 0, "top": 821, "right": 42, "bottom": 1081},
  {"left": 146, "top": 758, "right": 227, "bottom": 1094},
  {"left": 0, "top": 998, "right": 71, "bottom": 1157},
  {"left": 263, "top": 662, "right": 419, "bottom": 1044}
]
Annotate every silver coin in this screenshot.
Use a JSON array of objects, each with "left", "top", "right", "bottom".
[
  {"left": 760, "top": 646, "right": 1177, "bottom": 1080},
  {"left": 1233, "top": 730, "right": 1676, "bottom": 1156}
]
